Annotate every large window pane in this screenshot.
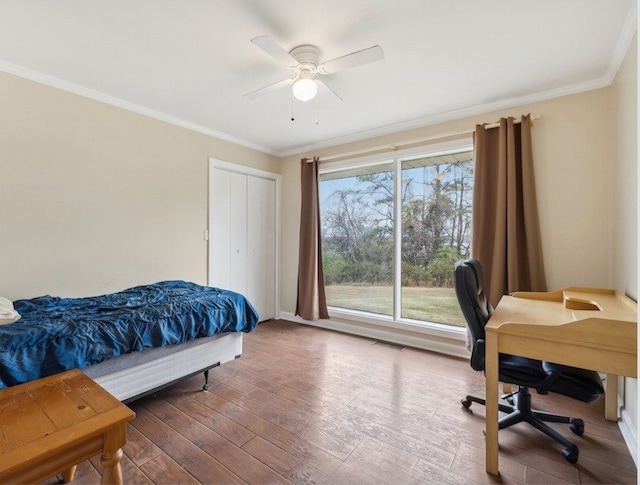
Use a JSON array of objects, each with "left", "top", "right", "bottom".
[
  {"left": 319, "top": 163, "right": 394, "bottom": 316},
  {"left": 318, "top": 146, "right": 473, "bottom": 329},
  {"left": 400, "top": 152, "right": 473, "bottom": 326}
]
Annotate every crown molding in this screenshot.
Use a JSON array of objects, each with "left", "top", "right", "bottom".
[
  {"left": 604, "top": 0, "right": 638, "bottom": 85},
  {"left": 278, "top": 73, "right": 617, "bottom": 158},
  {"left": 0, "top": 60, "right": 278, "bottom": 156}
]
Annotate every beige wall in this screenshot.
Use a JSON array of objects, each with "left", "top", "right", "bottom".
[
  {"left": 611, "top": 33, "right": 638, "bottom": 301},
  {"left": 610, "top": 32, "right": 637, "bottom": 442},
  {"left": 3, "top": 50, "right": 632, "bottom": 320},
  {"left": 0, "top": 71, "right": 280, "bottom": 300},
  {"left": 280, "top": 87, "right": 620, "bottom": 314},
  {"left": 3, "top": 62, "right": 631, "bottom": 310}
]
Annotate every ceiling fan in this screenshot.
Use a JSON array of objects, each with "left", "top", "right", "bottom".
[{"left": 244, "top": 35, "right": 384, "bottom": 102}]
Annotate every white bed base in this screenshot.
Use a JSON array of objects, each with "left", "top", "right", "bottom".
[{"left": 82, "top": 332, "right": 242, "bottom": 402}]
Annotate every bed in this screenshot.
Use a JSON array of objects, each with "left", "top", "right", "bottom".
[{"left": 0, "top": 280, "right": 259, "bottom": 401}]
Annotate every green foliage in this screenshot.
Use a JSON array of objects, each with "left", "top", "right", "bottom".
[
  {"left": 322, "top": 249, "right": 393, "bottom": 285},
  {"left": 425, "top": 247, "right": 463, "bottom": 287},
  {"left": 320, "top": 159, "right": 473, "bottom": 290},
  {"left": 322, "top": 251, "right": 350, "bottom": 285},
  {"left": 401, "top": 263, "right": 429, "bottom": 286}
]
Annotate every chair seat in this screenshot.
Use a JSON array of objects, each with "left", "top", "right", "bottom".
[
  {"left": 543, "top": 362, "right": 604, "bottom": 403},
  {"left": 498, "top": 354, "right": 548, "bottom": 387},
  {"left": 497, "top": 355, "right": 604, "bottom": 403}
]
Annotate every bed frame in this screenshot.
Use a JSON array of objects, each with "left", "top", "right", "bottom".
[{"left": 82, "top": 332, "right": 242, "bottom": 402}]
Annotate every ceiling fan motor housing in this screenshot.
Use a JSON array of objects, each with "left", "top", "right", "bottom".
[{"left": 289, "top": 44, "right": 322, "bottom": 76}]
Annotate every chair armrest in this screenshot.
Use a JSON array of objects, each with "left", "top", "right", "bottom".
[{"left": 535, "top": 361, "right": 565, "bottom": 391}]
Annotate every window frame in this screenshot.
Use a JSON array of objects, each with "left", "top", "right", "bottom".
[{"left": 318, "top": 137, "right": 473, "bottom": 340}]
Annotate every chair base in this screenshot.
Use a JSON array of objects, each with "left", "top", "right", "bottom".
[{"left": 461, "top": 386, "right": 584, "bottom": 464}]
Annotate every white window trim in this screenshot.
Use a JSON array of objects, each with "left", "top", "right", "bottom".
[{"left": 319, "top": 138, "right": 473, "bottom": 174}]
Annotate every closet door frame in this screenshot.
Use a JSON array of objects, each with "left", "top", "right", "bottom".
[{"left": 208, "top": 158, "right": 281, "bottom": 319}]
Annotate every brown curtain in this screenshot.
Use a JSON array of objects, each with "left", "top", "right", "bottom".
[
  {"left": 472, "top": 115, "right": 546, "bottom": 307},
  {"left": 296, "top": 157, "right": 329, "bottom": 320}
]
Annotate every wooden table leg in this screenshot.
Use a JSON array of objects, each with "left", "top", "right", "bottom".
[
  {"left": 100, "top": 448, "right": 124, "bottom": 485},
  {"left": 100, "top": 424, "right": 127, "bottom": 485},
  {"left": 485, "top": 330, "right": 500, "bottom": 475},
  {"left": 61, "top": 465, "right": 77, "bottom": 483}
]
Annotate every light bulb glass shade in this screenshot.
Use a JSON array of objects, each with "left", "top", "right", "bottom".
[{"left": 292, "top": 78, "right": 318, "bottom": 101}]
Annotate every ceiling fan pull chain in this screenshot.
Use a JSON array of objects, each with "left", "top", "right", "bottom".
[
  {"left": 290, "top": 91, "right": 295, "bottom": 122},
  {"left": 315, "top": 96, "right": 320, "bottom": 125}
]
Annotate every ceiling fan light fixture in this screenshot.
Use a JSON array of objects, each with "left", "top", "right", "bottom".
[{"left": 292, "top": 78, "right": 318, "bottom": 102}]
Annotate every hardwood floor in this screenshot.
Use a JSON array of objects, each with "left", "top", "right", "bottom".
[{"left": 59, "top": 320, "right": 637, "bottom": 484}]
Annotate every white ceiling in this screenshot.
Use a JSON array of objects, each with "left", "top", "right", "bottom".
[{"left": 0, "top": 1, "right": 636, "bottom": 157}]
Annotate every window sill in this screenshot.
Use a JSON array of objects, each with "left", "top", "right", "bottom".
[
  {"left": 278, "top": 310, "right": 469, "bottom": 359},
  {"left": 327, "top": 306, "right": 466, "bottom": 340}
]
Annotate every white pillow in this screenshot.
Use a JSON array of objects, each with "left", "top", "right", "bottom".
[
  {"left": 0, "top": 296, "right": 21, "bottom": 325},
  {"left": 0, "top": 296, "right": 13, "bottom": 311}
]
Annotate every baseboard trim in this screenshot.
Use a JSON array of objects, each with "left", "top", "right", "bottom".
[
  {"left": 279, "top": 312, "right": 469, "bottom": 359},
  {"left": 619, "top": 407, "right": 638, "bottom": 467}
]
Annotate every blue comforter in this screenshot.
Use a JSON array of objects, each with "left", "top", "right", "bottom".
[{"left": 0, "top": 281, "right": 259, "bottom": 388}]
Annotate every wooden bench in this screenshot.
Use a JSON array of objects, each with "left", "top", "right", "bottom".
[{"left": 0, "top": 369, "right": 135, "bottom": 484}]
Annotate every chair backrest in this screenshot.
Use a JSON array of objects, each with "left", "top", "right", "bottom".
[{"left": 454, "top": 258, "right": 494, "bottom": 371}]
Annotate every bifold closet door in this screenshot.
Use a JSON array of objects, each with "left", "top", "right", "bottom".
[
  {"left": 210, "top": 168, "right": 248, "bottom": 295},
  {"left": 247, "top": 175, "right": 276, "bottom": 321},
  {"left": 210, "top": 167, "right": 276, "bottom": 321}
]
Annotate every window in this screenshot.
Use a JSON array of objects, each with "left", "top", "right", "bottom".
[
  {"left": 319, "top": 142, "right": 473, "bottom": 328},
  {"left": 320, "top": 161, "right": 395, "bottom": 317}
]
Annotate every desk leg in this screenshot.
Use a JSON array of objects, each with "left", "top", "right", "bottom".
[
  {"left": 485, "top": 331, "right": 499, "bottom": 475},
  {"left": 605, "top": 373, "right": 619, "bottom": 421}
]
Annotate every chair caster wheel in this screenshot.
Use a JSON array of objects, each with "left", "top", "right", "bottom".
[
  {"left": 570, "top": 418, "right": 584, "bottom": 436},
  {"left": 562, "top": 446, "right": 579, "bottom": 464},
  {"left": 461, "top": 398, "right": 472, "bottom": 409}
]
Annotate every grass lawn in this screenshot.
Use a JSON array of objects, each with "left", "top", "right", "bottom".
[{"left": 324, "top": 285, "right": 465, "bottom": 327}]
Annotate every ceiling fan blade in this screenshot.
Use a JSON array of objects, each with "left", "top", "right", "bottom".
[
  {"left": 319, "top": 45, "right": 384, "bottom": 74},
  {"left": 251, "top": 35, "right": 297, "bottom": 66},
  {"left": 316, "top": 79, "right": 343, "bottom": 102},
  {"left": 243, "top": 78, "right": 294, "bottom": 100}
]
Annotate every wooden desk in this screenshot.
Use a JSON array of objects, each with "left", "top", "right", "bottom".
[
  {"left": 484, "top": 287, "right": 637, "bottom": 475},
  {"left": 0, "top": 369, "right": 135, "bottom": 484}
]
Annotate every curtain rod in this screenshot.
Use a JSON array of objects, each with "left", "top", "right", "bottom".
[
  {"left": 482, "top": 114, "right": 541, "bottom": 130},
  {"left": 312, "top": 114, "right": 541, "bottom": 163}
]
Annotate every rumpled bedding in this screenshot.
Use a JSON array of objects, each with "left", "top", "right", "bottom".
[{"left": 0, "top": 280, "right": 259, "bottom": 388}]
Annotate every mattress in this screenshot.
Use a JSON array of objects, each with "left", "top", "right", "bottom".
[{"left": 1, "top": 281, "right": 258, "bottom": 388}]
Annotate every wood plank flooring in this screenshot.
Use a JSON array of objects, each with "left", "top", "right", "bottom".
[{"left": 55, "top": 320, "right": 637, "bottom": 484}]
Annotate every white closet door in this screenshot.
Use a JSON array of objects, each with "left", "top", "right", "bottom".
[
  {"left": 210, "top": 168, "right": 247, "bottom": 294},
  {"left": 247, "top": 176, "right": 276, "bottom": 320},
  {"left": 209, "top": 160, "right": 279, "bottom": 323}
]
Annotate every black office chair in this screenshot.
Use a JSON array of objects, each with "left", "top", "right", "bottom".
[{"left": 454, "top": 258, "right": 604, "bottom": 464}]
